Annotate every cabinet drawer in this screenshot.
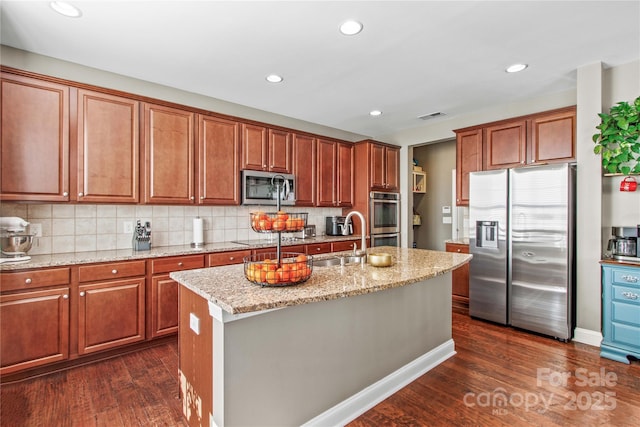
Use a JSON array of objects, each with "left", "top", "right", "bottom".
[
  {"left": 332, "top": 240, "right": 359, "bottom": 252},
  {"left": 1, "top": 267, "right": 70, "bottom": 292},
  {"left": 445, "top": 243, "right": 469, "bottom": 254},
  {"left": 612, "top": 301, "right": 640, "bottom": 324},
  {"left": 611, "top": 268, "right": 640, "bottom": 287},
  {"left": 306, "top": 243, "right": 332, "bottom": 255},
  {"left": 611, "top": 321, "right": 640, "bottom": 349},
  {"left": 612, "top": 284, "right": 640, "bottom": 306},
  {"left": 78, "top": 260, "right": 146, "bottom": 283},
  {"left": 208, "top": 250, "right": 252, "bottom": 267},
  {"left": 151, "top": 255, "right": 205, "bottom": 274}
]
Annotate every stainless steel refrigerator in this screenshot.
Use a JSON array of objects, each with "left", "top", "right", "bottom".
[{"left": 469, "top": 163, "right": 576, "bottom": 341}]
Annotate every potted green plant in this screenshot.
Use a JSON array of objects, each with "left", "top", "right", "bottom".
[{"left": 592, "top": 95, "right": 640, "bottom": 175}]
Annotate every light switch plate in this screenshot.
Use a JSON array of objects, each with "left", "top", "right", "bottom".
[
  {"left": 443, "top": 217, "right": 452, "bottom": 224},
  {"left": 190, "top": 313, "right": 200, "bottom": 335}
]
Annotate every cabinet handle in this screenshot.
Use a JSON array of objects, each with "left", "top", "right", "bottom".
[
  {"left": 111, "top": 269, "right": 118, "bottom": 274},
  {"left": 621, "top": 275, "right": 639, "bottom": 283},
  {"left": 190, "top": 196, "right": 195, "bottom": 201},
  {"left": 200, "top": 196, "right": 204, "bottom": 200},
  {"left": 316, "top": 247, "right": 321, "bottom": 251},
  {"left": 622, "top": 291, "right": 639, "bottom": 300},
  {"left": 80, "top": 291, "right": 85, "bottom": 297},
  {"left": 178, "top": 262, "right": 184, "bottom": 267},
  {"left": 263, "top": 164, "right": 267, "bottom": 168},
  {"left": 63, "top": 191, "right": 69, "bottom": 197},
  {"left": 63, "top": 294, "right": 69, "bottom": 299},
  {"left": 229, "top": 256, "right": 235, "bottom": 260},
  {"left": 25, "top": 278, "right": 32, "bottom": 284},
  {"left": 457, "top": 249, "right": 461, "bottom": 253},
  {"left": 78, "top": 192, "right": 84, "bottom": 197},
  {"left": 520, "top": 160, "right": 525, "bottom": 164}
]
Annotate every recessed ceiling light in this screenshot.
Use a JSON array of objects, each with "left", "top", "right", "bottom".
[
  {"left": 340, "top": 20, "right": 363, "bottom": 36},
  {"left": 265, "top": 74, "right": 283, "bottom": 83},
  {"left": 370, "top": 110, "right": 382, "bottom": 117},
  {"left": 506, "top": 63, "right": 528, "bottom": 73},
  {"left": 50, "top": 1, "right": 82, "bottom": 18}
]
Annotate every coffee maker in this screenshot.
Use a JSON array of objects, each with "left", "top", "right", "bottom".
[{"left": 607, "top": 226, "right": 640, "bottom": 263}]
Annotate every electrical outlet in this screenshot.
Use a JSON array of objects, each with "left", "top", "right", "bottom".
[
  {"left": 123, "top": 221, "right": 134, "bottom": 234},
  {"left": 31, "top": 223, "right": 43, "bottom": 237}
]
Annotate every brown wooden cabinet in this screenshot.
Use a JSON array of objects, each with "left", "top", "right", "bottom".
[
  {"left": 76, "top": 89, "right": 139, "bottom": 203},
  {"left": 148, "top": 255, "right": 205, "bottom": 338},
  {"left": 530, "top": 108, "right": 576, "bottom": 164},
  {"left": 142, "top": 103, "right": 195, "bottom": 204},
  {"left": 317, "top": 139, "right": 353, "bottom": 207},
  {"left": 292, "top": 133, "right": 316, "bottom": 206},
  {"left": 1, "top": 73, "right": 70, "bottom": 202},
  {"left": 370, "top": 143, "right": 400, "bottom": 191},
  {"left": 198, "top": 114, "right": 242, "bottom": 205},
  {"left": 77, "top": 260, "right": 146, "bottom": 355},
  {"left": 445, "top": 243, "right": 469, "bottom": 306},
  {"left": 241, "top": 124, "right": 292, "bottom": 173},
  {"left": 484, "top": 120, "right": 527, "bottom": 170},
  {"left": 455, "top": 128, "right": 483, "bottom": 206}
]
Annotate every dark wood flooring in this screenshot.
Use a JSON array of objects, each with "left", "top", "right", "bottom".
[{"left": 2, "top": 306, "right": 639, "bottom": 426}]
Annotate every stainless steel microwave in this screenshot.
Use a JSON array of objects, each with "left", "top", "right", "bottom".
[{"left": 241, "top": 170, "right": 296, "bottom": 205}]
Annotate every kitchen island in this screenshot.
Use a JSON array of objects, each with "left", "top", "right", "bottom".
[{"left": 171, "top": 246, "right": 471, "bottom": 427}]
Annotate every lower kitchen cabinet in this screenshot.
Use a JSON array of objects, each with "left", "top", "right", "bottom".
[
  {"left": 446, "top": 242, "right": 470, "bottom": 305},
  {"left": 0, "top": 287, "right": 70, "bottom": 375},
  {"left": 601, "top": 264, "right": 640, "bottom": 364},
  {"left": 149, "top": 254, "right": 205, "bottom": 338}
]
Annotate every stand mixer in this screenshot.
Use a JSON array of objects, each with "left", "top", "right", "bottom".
[{"left": 1, "top": 216, "right": 35, "bottom": 264}]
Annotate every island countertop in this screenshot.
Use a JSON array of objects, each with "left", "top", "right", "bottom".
[{"left": 170, "top": 246, "right": 472, "bottom": 315}]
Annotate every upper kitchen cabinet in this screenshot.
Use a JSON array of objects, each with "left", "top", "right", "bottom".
[
  {"left": 357, "top": 140, "right": 400, "bottom": 192},
  {"left": 529, "top": 107, "right": 576, "bottom": 164},
  {"left": 484, "top": 119, "right": 527, "bottom": 170},
  {"left": 292, "top": 133, "right": 316, "bottom": 206},
  {"left": 197, "top": 114, "right": 241, "bottom": 205},
  {"left": 317, "top": 139, "right": 353, "bottom": 207},
  {"left": 1, "top": 73, "right": 70, "bottom": 202},
  {"left": 241, "top": 124, "right": 292, "bottom": 173},
  {"left": 454, "top": 128, "right": 483, "bottom": 206},
  {"left": 76, "top": 89, "right": 139, "bottom": 203},
  {"left": 141, "top": 103, "right": 195, "bottom": 204}
]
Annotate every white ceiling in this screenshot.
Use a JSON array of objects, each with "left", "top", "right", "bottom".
[{"left": 1, "top": 1, "right": 639, "bottom": 139}]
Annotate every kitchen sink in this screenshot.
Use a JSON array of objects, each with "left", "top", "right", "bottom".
[{"left": 314, "top": 256, "right": 363, "bottom": 267}]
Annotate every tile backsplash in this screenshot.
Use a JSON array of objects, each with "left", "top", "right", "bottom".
[{"left": 0, "top": 203, "right": 342, "bottom": 255}]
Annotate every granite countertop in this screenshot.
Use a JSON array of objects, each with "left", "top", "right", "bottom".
[
  {"left": 171, "top": 246, "right": 473, "bottom": 315},
  {"left": 0, "top": 235, "right": 361, "bottom": 271}
]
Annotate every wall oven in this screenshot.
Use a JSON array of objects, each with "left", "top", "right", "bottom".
[{"left": 370, "top": 191, "right": 400, "bottom": 247}]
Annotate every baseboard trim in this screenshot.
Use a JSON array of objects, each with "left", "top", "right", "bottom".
[
  {"left": 301, "top": 339, "right": 456, "bottom": 427},
  {"left": 573, "top": 327, "right": 603, "bottom": 347}
]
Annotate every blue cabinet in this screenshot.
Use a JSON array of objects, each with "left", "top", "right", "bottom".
[{"left": 601, "top": 264, "right": 640, "bottom": 364}]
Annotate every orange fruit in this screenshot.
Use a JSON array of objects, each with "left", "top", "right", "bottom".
[
  {"left": 259, "top": 269, "right": 267, "bottom": 282},
  {"left": 258, "top": 219, "right": 272, "bottom": 231},
  {"left": 266, "top": 270, "right": 278, "bottom": 284},
  {"left": 285, "top": 218, "right": 296, "bottom": 230},
  {"left": 276, "top": 211, "right": 289, "bottom": 221},
  {"left": 296, "top": 254, "right": 307, "bottom": 262},
  {"left": 272, "top": 219, "right": 286, "bottom": 231}
]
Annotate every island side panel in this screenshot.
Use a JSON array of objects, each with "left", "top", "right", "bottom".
[
  {"left": 221, "top": 273, "right": 452, "bottom": 427},
  {"left": 178, "top": 285, "right": 213, "bottom": 427}
]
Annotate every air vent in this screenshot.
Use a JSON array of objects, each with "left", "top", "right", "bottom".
[{"left": 417, "top": 112, "right": 445, "bottom": 120}]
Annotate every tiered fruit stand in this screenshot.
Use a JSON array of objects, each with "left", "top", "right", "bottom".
[{"left": 244, "top": 175, "right": 313, "bottom": 286}]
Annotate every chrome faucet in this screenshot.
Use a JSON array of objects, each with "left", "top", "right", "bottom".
[{"left": 343, "top": 210, "right": 367, "bottom": 258}]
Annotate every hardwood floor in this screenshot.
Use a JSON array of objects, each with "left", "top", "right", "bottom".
[{"left": 2, "top": 306, "right": 639, "bottom": 426}]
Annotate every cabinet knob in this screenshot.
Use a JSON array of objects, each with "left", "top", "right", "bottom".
[
  {"left": 520, "top": 161, "right": 525, "bottom": 164},
  {"left": 63, "top": 191, "right": 69, "bottom": 197},
  {"left": 25, "top": 278, "right": 32, "bottom": 284},
  {"left": 190, "top": 196, "right": 195, "bottom": 201},
  {"left": 80, "top": 291, "right": 86, "bottom": 297},
  {"left": 229, "top": 256, "right": 235, "bottom": 260},
  {"left": 178, "top": 262, "right": 184, "bottom": 267},
  {"left": 78, "top": 192, "right": 84, "bottom": 197},
  {"left": 263, "top": 164, "right": 267, "bottom": 168},
  {"left": 63, "top": 294, "right": 69, "bottom": 299},
  {"left": 316, "top": 247, "right": 321, "bottom": 251},
  {"left": 457, "top": 249, "right": 461, "bottom": 252},
  {"left": 200, "top": 196, "right": 204, "bottom": 200},
  {"left": 111, "top": 269, "right": 118, "bottom": 274}
]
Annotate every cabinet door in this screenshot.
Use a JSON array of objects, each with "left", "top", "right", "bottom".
[
  {"left": 530, "top": 108, "right": 576, "bottom": 164},
  {"left": 241, "top": 123, "right": 268, "bottom": 171},
  {"left": 78, "top": 277, "right": 145, "bottom": 355},
  {"left": 370, "top": 144, "right": 386, "bottom": 190},
  {"left": 316, "top": 139, "right": 336, "bottom": 207},
  {"left": 150, "top": 275, "right": 179, "bottom": 338},
  {"left": 0, "top": 287, "right": 69, "bottom": 375},
  {"left": 292, "top": 134, "right": 316, "bottom": 206},
  {"left": 142, "top": 103, "right": 195, "bottom": 204},
  {"left": 1, "top": 73, "right": 70, "bottom": 201},
  {"left": 76, "top": 89, "right": 139, "bottom": 203},
  {"left": 455, "top": 128, "right": 483, "bottom": 206},
  {"left": 446, "top": 243, "right": 469, "bottom": 304},
  {"left": 336, "top": 142, "right": 353, "bottom": 207},
  {"left": 268, "top": 129, "right": 292, "bottom": 173},
  {"left": 198, "top": 115, "right": 241, "bottom": 205},
  {"left": 385, "top": 146, "right": 400, "bottom": 191},
  {"left": 484, "top": 120, "right": 527, "bottom": 170}
]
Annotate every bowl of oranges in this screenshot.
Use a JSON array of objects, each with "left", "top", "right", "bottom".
[
  {"left": 244, "top": 252, "right": 313, "bottom": 287},
  {"left": 250, "top": 211, "right": 307, "bottom": 233}
]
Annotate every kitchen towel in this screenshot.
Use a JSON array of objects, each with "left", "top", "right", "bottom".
[{"left": 192, "top": 217, "right": 204, "bottom": 246}]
